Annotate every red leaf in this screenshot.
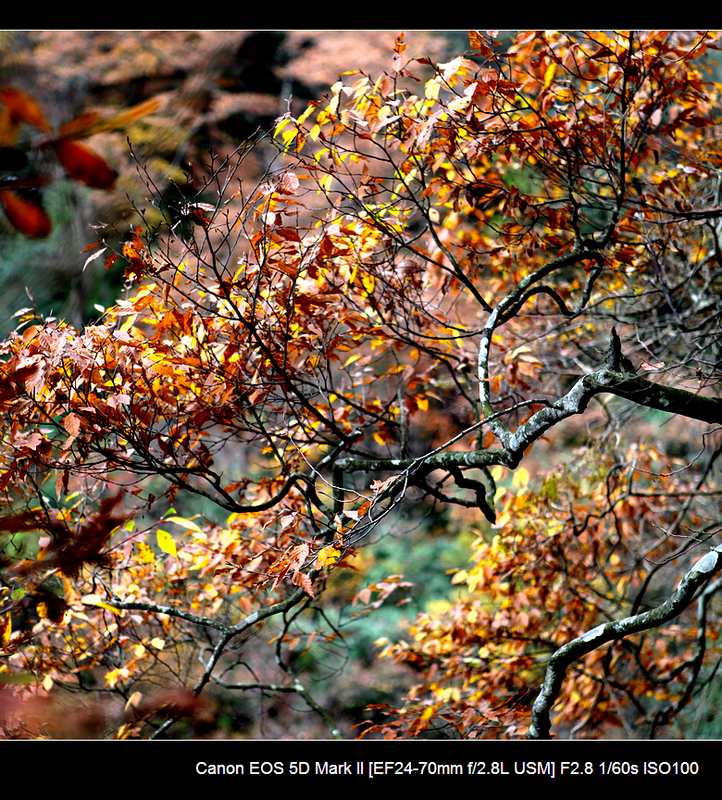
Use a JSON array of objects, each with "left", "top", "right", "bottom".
[
  {"left": 0, "top": 189, "right": 51, "bottom": 238},
  {"left": 53, "top": 140, "right": 117, "bottom": 190}
]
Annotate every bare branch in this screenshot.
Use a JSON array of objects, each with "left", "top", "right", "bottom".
[{"left": 529, "top": 545, "right": 722, "bottom": 739}]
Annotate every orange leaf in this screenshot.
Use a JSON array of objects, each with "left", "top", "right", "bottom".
[
  {"left": 53, "top": 140, "right": 117, "bottom": 190},
  {"left": 57, "top": 111, "right": 102, "bottom": 139},
  {"left": 0, "top": 88, "right": 50, "bottom": 131},
  {"left": 58, "top": 98, "right": 161, "bottom": 140},
  {"left": 292, "top": 571, "right": 315, "bottom": 598},
  {"left": 0, "top": 189, "right": 51, "bottom": 238}
]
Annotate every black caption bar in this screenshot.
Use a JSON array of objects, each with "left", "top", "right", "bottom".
[{"left": 3, "top": 739, "right": 719, "bottom": 790}]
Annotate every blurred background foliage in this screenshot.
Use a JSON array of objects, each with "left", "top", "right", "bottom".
[{"left": 0, "top": 31, "right": 456, "bottom": 334}]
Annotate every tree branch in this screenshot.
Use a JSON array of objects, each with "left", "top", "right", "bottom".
[{"left": 528, "top": 545, "right": 722, "bottom": 739}]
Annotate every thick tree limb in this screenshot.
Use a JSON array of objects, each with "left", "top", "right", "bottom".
[
  {"left": 336, "top": 328, "right": 719, "bottom": 547},
  {"left": 602, "top": 375, "right": 722, "bottom": 425},
  {"left": 650, "top": 575, "right": 722, "bottom": 736},
  {"left": 339, "top": 369, "right": 721, "bottom": 478},
  {"left": 528, "top": 545, "right": 722, "bottom": 739}
]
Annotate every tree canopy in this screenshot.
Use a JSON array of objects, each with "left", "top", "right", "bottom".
[{"left": 1, "top": 30, "right": 721, "bottom": 740}]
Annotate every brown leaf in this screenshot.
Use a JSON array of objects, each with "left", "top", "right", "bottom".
[
  {"left": 278, "top": 172, "right": 300, "bottom": 194},
  {"left": 63, "top": 413, "right": 81, "bottom": 437},
  {"left": 292, "top": 571, "right": 315, "bottom": 598},
  {"left": 57, "top": 111, "right": 102, "bottom": 139},
  {"left": 287, "top": 543, "right": 310, "bottom": 573}
]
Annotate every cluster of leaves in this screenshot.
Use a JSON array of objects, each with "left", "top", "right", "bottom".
[
  {"left": 0, "top": 137, "right": 430, "bottom": 735},
  {"left": 365, "top": 445, "right": 721, "bottom": 738},
  {"left": 0, "top": 31, "right": 721, "bottom": 739}
]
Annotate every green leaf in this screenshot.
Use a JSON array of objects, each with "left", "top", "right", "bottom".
[
  {"left": 0, "top": 671, "right": 36, "bottom": 685},
  {"left": 11, "top": 587, "right": 26, "bottom": 601}
]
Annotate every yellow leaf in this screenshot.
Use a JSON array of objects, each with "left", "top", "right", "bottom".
[
  {"left": 156, "top": 528, "right": 177, "bottom": 557},
  {"left": 543, "top": 61, "right": 556, "bottom": 89},
  {"left": 416, "top": 396, "right": 429, "bottom": 412},
  {"left": 149, "top": 637, "right": 165, "bottom": 650},
  {"left": 490, "top": 465, "right": 505, "bottom": 482},
  {"left": 81, "top": 594, "right": 121, "bottom": 615},
  {"left": 512, "top": 467, "right": 529, "bottom": 489},
  {"left": 119, "top": 313, "right": 137, "bottom": 334},
  {"left": 105, "top": 667, "right": 129, "bottom": 688},
  {"left": 424, "top": 78, "right": 441, "bottom": 101},
  {"left": 165, "top": 516, "right": 202, "bottom": 533},
  {"left": 316, "top": 545, "right": 341, "bottom": 569},
  {"left": 545, "top": 520, "right": 563, "bottom": 537},
  {"left": 361, "top": 273, "right": 375, "bottom": 295},
  {"left": 274, "top": 117, "right": 291, "bottom": 137},
  {"left": 135, "top": 541, "right": 156, "bottom": 564},
  {"left": 281, "top": 126, "right": 297, "bottom": 147},
  {"left": 97, "top": 601, "right": 121, "bottom": 615},
  {"left": 125, "top": 691, "right": 143, "bottom": 711},
  {"left": 297, "top": 103, "right": 316, "bottom": 125}
]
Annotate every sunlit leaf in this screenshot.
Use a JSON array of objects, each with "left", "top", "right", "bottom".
[{"left": 156, "top": 528, "right": 177, "bottom": 557}]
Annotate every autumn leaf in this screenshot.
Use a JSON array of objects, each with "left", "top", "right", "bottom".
[
  {"left": 165, "top": 516, "right": 202, "bottom": 534},
  {"left": 0, "top": 88, "right": 50, "bottom": 132},
  {"left": 315, "top": 545, "right": 341, "bottom": 569},
  {"left": 63, "top": 413, "right": 81, "bottom": 437},
  {"left": 0, "top": 189, "right": 51, "bottom": 237},
  {"left": 542, "top": 61, "right": 557, "bottom": 89},
  {"left": 57, "top": 97, "right": 161, "bottom": 139},
  {"left": 292, "top": 571, "right": 315, "bottom": 598},
  {"left": 156, "top": 529, "right": 177, "bottom": 557},
  {"left": 53, "top": 139, "right": 118, "bottom": 189}
]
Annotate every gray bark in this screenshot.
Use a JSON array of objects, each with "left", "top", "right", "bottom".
[{"left": 528, "top": 545, "right": 722, "bottom": 739}]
